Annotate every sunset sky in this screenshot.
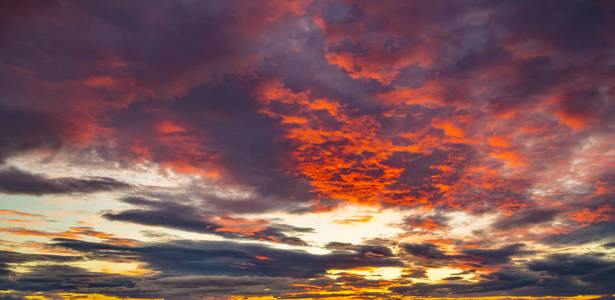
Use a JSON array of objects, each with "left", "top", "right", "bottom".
[{"left": 1, "top": 0, "right": 615, "bottom": 299}]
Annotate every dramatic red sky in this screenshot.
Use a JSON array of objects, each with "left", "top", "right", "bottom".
[{"left": 1, "top": 0, "right": 615, "bottom": 299}]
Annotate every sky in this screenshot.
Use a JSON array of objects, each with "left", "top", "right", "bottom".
[{"left": 0, "top": 0, "right": 615, "bottom": 299}]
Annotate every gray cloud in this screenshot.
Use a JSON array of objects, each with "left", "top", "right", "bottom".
[
  {"left": 103, "top": 196, "right": 312, "bottom": 246},
  {"left": 0, "top": 166, "right": 130, "bottom": 195},
  {"left": 51, "top": 238, "right": 403, "bottom": 278}
]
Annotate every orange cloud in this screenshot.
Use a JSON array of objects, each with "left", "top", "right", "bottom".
[
  {"left": 256, "top": 79, "right": 428, "bottom": 207},
  {"left": 570, "top": 205, "right": 615, "bottom": 226},
  {"left": 332, "top": 216, "right": 373, "bottom": 225},
  {"left": 0, "top": 210, "right": 43, "bottom": 218}
]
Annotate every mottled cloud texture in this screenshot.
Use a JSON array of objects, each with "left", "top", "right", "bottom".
[{"left": 1, "top": 0, "right": 615, "bottom": 299}]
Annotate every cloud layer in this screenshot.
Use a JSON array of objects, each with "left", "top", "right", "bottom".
[{"left": 1, "top": 0, "right": 614, "bottom": 299}]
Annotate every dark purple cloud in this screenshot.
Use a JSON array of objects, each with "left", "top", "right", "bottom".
[{"left": 1, "top": 0, "right": 615, "bottom": 298}]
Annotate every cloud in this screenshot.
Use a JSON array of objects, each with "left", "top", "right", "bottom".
[
  {"left": 0, "top": 266, "right": 305, "bottom": 300},
  {"left": 107, "top": 77, "right": 320, "bottom": 213},
  {"left": 402, "top": 242, "right": 531, "bottom": 267},
  {"left": 401, "top": 243, "right": 449, "bottom": 260},
  {"left": 0, "top": 265, "right": 135, "bottom": 293},
  {"left": 390, "top": 266, "right": 540, "bottom": 296},
  {"left": 543, "top": 221, "right": 615, "bottom": 245},
  {"left": 0, "top": 226, "right": 138, "bottom": 246},
  {"left": 102, "top": 196, "right": 312, "bottom": 246},
  {"left": 528, "top": 253, "right": 614, "bottom": 277},
  {"left": 402, "top": 214, "right": 449, "bottom": 232},
  {"left": 0, "top": 250, "right": 82, "bottom": 278},
  {"left": 492, "top": 208, "right": 560, "bottom": 230},
  {"left": 392, "top": 252, "right": 615, "bottom": 297},
  {"left": 325, "top": 242, "right": 395, "bottom": 258},
  {"left": 0, "top": 105, "right": 64, "bottom": 163},
  {"left": 0, "top": 210, "right": 43, "bottom": 218},
  {"left": 604, "top": 242, "right": 615, "bottom": 248},
  {"left": 49, "top": 238, "right": 403, "bottom": 279},
  {"left": 1, "top": 0, "right": 615, "bottom": 298},
  {"left": 461, "top": 244, "right": 532, "bottom": 265},
  {"left": 0, "top": 250, "right": 81, "bottom": 264},
  {"left": 0, "top": 166, "right": 130, "bottom": 195}
]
